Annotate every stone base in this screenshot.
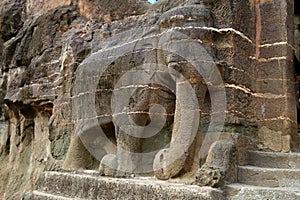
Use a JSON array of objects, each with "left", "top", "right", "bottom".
[
  {"left": 29, "top": 171, "right": 225, "bottom": 200},
  {"left": 226, "top": 184, "right": 300, "bottom": 200}
]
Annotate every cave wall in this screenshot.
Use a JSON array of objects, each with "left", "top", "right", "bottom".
[
  {"left": 0, "top": 0, "right": 297, "bottom": 198},
  {"left": 295, "top": 0, "right": 300, "bottom": 59},
  {"left": 227, "top": 0, "right": 297, "bottom": 152}
]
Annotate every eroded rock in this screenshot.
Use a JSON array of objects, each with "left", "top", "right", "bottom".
[
  {"left": 195, "top": 140, "right": 236, "bottom": 188},
  {"left": 0, "top": 0, "right": 297, "bottom": 198}
]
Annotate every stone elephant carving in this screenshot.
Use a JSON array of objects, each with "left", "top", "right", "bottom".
[
  {"left": 99, "top": 81, "right": 176, "bottom": 177},
  {"left": 65, "top": 2, "right": 220, "bottom": 180}
]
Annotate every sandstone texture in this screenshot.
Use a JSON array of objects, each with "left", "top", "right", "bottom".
[
  {"left": 29, "top": 171, "right": 225, "bottom": 200},
  {"left": 0, "top": 0, "right": 299, "bottom": 199},
  {"left": 225, "top": 150, "right": 300, "bottom": 199}
]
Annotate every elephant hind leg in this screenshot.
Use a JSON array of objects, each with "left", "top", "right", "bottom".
[
  {"left": 115, "top": 128, "right": 143, "bottom": 176},
  {"left": 63, "top": 135, "right": 94, "bottom": 170}
]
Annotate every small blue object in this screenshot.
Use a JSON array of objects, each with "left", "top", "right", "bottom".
[{"left": 148, "top": 0, "right": 157, "bottom": 4}]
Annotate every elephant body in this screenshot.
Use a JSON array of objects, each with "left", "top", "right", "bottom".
[{"left": 65, "top": 2, "right": 218, "bottom": 180}]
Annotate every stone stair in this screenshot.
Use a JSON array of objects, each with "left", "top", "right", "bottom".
[
  {"left": 29, "top": 151, "right": 300, "bottom": 199},
  {"left": 29, "top": 170, "right": 224, "bottom": 200},
  {"left": 226, "top": 151, "right": 300, "bottom": 200}
]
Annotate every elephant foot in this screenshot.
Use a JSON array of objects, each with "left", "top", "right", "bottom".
[
  {"left": 114, "top": 169, "right": 133, "bottom": 178},
  {"left": 153, "top": 148, "right": 187, "bottom": 180},
  {"left": 99, "top": 154, "right": 135, "bottom": 178},
  {"left": 99, "top": 154, "right": 118, "bottom": 176}
]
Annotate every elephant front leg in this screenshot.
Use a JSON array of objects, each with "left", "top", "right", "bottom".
[
  {"left": 115, "top": 126, "right": 143, "bottom": 177},
  {"left": 99, "top": 125, "right": 143, "bottom": 177}
]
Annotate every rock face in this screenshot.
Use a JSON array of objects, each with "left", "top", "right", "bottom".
[
  {"left": 0, "top": 0, "right": 298, "bottom": 199},
  {"left": 195, "top": 140, "right": 236, "bottom": 188}
]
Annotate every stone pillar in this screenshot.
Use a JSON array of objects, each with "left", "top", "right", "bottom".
[{"left": 228, "top": 0, "right": 297, "bottom": 152}]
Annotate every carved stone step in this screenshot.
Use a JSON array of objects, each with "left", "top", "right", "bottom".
[
  {"left": 30, "top": 171, "right": 225, "bottom": 200},
  {"left": 225, "top": 183, "right": 300, "bottom": 200},
  {"left": 30, "top": 191, "right": 84, "bottom": 200},
  {"left": 237, "top": 166, "right": 300, "bottom": 187},
  {"left": 247, "top": 151, "right": 300, "bottom": 169}
]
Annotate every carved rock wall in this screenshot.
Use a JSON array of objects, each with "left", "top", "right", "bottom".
[
  {"left": 0, "top": 0, "right": 297, "bottom": 198},
  {"left": 227, "top": 0, "right": 297, "bottom": 152},
  {"left": 0, "top": 1, "right": 184, "bottom": 198}
]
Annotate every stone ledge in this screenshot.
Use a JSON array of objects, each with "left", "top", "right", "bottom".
[
  {"left": 247, "top": 151, "right": 300, "bottom": 169},
  {"left": 32, "top": 171, "right": 225, "bottom": 200},
  {"left": 31, "top": 191, "right": 83, "bottom": 200},
  {"left": 226, "top": 184, "right": 300, "bottom": 200},
  {"left": 238, "top": 165, "right": 300, "bottom": 187}
]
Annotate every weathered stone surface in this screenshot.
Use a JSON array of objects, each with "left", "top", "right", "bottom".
[
  {"left": 247, "top": 151, "right": 300, "bottom": 169},
  {"left": 195, "top": 140, "right": 236, "bottom": 188},
  {"left": 238, "top": 166, "right": 300, "bottom": 187},
  {"left": 25, "top": 0, "right": 150, "bottom": 21},
  {"left": 0, "top": 0, "right": 298, "bottom": 198},
  {"left": 64, "top": 2, "right": 222, "bottom": 183},
  {"left": 257, "top": 126, "right": 291, "bottom": 152},
  {"left": 0, "top": 4, "right": 85, "bottom": 199},
  {"left": 226, "top": 0, "right": 297, "bottom": 149},
  {"left": 226, "top": 184, "right": 300, "bottom": 200},
  {"left": 30, "top": 171, "right": 225, "bottom": 200},
  {"left": 26, "top": 0, "right": 72, "bottom": 16},
  {"left": 226, "top": 150, "right": 300, "bottom": 199},
  {"left": 0, "top": 0, "right": 25, "bottom": 41}
]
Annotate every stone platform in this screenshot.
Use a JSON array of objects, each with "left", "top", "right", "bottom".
[
  {"left": 29, "top": 150, "right": 300, "bottom": 200},
  {"left": 29, "top": 171, "right": 225, "bottom": 200}
]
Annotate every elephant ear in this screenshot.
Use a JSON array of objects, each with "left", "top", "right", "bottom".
[{"left": 94, "top": 49, "right": 154, "bottom": 121}]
